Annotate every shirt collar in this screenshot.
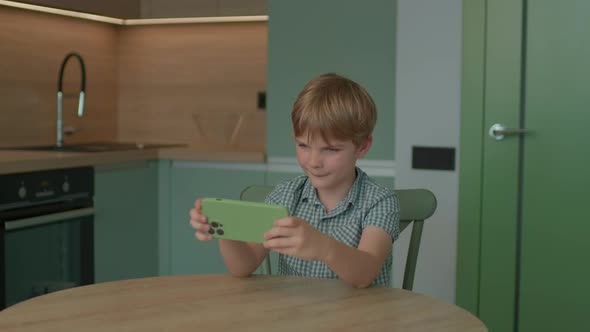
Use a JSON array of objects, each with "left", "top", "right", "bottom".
[
  {"left": 301, "top": 177, "right": 319, "bottom": 204},
  {"left": 345, "top": 167, "right": 364, "bottom": 207},
  {"left": 300, "top": 167, "right": 365, "bottom": 208}
]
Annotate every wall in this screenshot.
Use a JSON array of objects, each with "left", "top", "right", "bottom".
[
  {"left": 0, "top": 6, "right": 119, "bottom": 147},
  {"left": 266, "top": 0, "right": 396, "bottom": 160},
  {"left": 265, "top": 0, "right": 399, "bottom": 283},
  {"left": 267, "top": 0, "right": 462, "bottom": 303},
  {"left": 394, "top": 0, "right": 462, "bottom": 303}
]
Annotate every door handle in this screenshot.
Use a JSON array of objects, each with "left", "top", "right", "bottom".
[{"left": 489, "top": 123, "right": 529, "bottom": 140}]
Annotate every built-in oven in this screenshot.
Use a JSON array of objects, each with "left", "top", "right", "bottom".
[{"left": 0, "top": 166, "right": 94, "bottom": 310}]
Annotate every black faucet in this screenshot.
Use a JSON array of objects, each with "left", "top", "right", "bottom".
[{"left": 57, "top": 52, "right": 86, "bottom": 147}]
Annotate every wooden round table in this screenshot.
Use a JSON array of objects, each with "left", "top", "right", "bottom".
[{"left": 0, "top": 275, "right": 487, "bottom": 331}]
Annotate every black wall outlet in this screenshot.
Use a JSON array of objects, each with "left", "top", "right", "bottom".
[
  {"left": 257, "top": 91, "right": 266, "bottom": 110},
  {"left": 412, "top": 146, "right": 456, "bottom": 171}
]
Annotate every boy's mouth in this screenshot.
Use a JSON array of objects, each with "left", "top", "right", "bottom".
[{"left": 309, "top": 172, "right": 328, "bottom": 178}]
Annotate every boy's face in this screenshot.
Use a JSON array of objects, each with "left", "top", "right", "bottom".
[{"left": 294, "top": 133, "right": 372, "bottom": 194}]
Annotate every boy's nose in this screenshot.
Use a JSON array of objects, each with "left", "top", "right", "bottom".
[{"left": 308, "top": 150, "right": 323, "bottom": 168}]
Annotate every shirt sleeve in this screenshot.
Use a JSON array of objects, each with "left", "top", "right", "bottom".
[
  {"left": 265, "top": 185, "right": 284, "bottom": 205},
  {"left": 361, "top": 191, "right": 400, "bottom": 242}
]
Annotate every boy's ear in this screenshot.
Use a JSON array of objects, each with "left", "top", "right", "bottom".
[{"left": 357, "top": 136, "right": 373, "bottom": 158}]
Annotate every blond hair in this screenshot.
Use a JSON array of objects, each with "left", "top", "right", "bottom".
[{"left": 291, "top": 73, "right": 376, "bottom": 147}]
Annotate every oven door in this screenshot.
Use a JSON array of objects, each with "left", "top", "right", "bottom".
[{"left": 1, "top": 200, "right": 94, "bottom": 309}]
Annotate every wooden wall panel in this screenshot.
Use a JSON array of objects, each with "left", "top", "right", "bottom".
[
  {"left": 117, "top": 22, "right": 267, "bottom": 152},
  {"left": 0, "top": 6, "right": 118, "bottom": 147},
  {"left": 0, "top": 6, "right": 267, "bottom": 152}
]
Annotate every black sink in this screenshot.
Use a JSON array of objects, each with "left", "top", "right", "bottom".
[{"left": 1, "top": 142, "right": 179, "bottom": 153}]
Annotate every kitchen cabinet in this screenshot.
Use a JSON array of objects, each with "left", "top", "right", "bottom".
[
  {"left": 93, "top": 158, "right": 394, "bottom": 279},
  {"left": 16, "top": 0, "right": 267, "bottom": 18},
  {"left": 94, "top": 161, "right": 159, "bottom": 282},
  {"left": 14, "top": 0, "right": 141, "bottom": 18},
  {"left": 166, "top": 161, "right": 266, "bottom": 275},
  {"left": 143, "top": 0, "right": 267, "bottom": 18},
  {"left": 267, "top": 170, "right": 394, "bottom": 191}
]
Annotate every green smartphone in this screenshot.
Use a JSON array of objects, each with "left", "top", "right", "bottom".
[{"left": 201, "top": 198, "right": 288, "bottom": 243}]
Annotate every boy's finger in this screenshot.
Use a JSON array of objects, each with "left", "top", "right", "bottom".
[
  {"left": 263, "top": 228, "right": 278, "bottom": 239},
  {"left": 263, "top": 237, "right": 291, "bottom": 249},
  {"left": 274, "top": 217, "right": 298, "bottom": 227},
  {"left": 189, "top": 219, "right": 202, "bottom": 229},
  {"left": 195, "top": 198, "right": 203, "bottom": 210},
  {"left": 264, "top": 225, "right": 293, "bottom": 239},
  {"left": 195, "top": 231, "right": 212, "bottom": 241},
  {"left": 189, "top": 209, "right": 208, "bottom": 224},
  {"left": 190, "top": 219, "right": 210, "bottom": 231}
]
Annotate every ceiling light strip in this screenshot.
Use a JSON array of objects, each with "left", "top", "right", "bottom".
[
  {"left": 124, "top": 15, "right": 268, "bottom": 26},
  {"left": 0, "top": 0, "right": 123, "bottom": 24}
]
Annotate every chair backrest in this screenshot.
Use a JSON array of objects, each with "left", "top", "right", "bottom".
[{"left": 240, "top": 185, "right": 437, "bottom": 290}]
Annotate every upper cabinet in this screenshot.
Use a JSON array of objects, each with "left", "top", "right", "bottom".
[
  {"left": 12, "top": 0, "right": 141, "bottom": 18},
  {"left": 142, "top": 0, "right": 267, "bottom": 18},
  {"left": 13, "top": 0, "right": 267, "bottom": 18}
]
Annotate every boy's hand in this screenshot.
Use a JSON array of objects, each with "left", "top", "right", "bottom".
[
  {"left": 189, "top": 198, "right": 214, "bottom": 241},
  {"left": 263, "top": 217, "right": 333, "bottom": 261}
]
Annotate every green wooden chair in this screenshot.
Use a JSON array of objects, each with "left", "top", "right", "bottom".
[{"left": 240, "top": 185, "right": 437, "bottom": 291}]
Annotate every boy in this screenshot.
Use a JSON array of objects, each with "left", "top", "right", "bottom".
[{"left": 190, "top": 73, "right": 399, "bottom": 288}]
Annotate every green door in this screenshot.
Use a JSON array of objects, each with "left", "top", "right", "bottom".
[
  {"left": 518, "top": 1, "right": 590, "bottom": 331},
  {"left": 458, "top": 1, "right": 590, "bottom": 331}
]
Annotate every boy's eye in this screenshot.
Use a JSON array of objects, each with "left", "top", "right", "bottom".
[{"left": 325, "top": 147, "right": 340, "bottom": 152}]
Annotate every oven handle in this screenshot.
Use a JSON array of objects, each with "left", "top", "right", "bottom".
[{"left": 4, "top": 207, "right": 95, "bottom": 231}]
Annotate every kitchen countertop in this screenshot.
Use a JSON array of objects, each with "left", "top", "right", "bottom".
[{"left": 0, "top": 147, "right": 266, "bottom": 175}]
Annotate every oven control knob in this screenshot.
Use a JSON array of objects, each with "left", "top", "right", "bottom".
[
  {"left": 62, "top": 181, "right": 70, "bottom": 193},
  {"left": 18, "top": 185, "right": 27, "bottom": 199}
]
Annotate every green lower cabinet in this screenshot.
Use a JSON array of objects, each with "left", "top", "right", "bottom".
[
  {"left": 94, "top": 161, "right": 159, "bottom": 283},
  {"left": 167, "top": 162, "right": 266, "bottom": 275},
  {"left": 370, "top": 176, "right": 395, "bottom": 191},
  {"left": 265, "top": 170, "right": 302, "bottom": 186},
  {"left": 149, "top": 160, "right": 394, "bottom": 278},
  {"left": 267, "top": 171, "right": 394, "bottom": 190}
]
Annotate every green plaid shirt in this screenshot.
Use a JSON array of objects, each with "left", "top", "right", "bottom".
[{"left": 265, "top": 167, "right": 400, "bottom": 286}]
